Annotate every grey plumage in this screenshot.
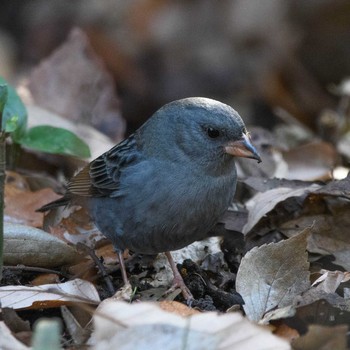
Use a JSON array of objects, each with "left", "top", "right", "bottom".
[{"left": 38, "top": 97, "right": 261, "bottom": 297}]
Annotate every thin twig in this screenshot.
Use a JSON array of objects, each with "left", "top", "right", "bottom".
[
  {"left": 76, "top": 243, "right": 115, "bottom": 295},
  {"left": 3, "top": 265, "right": 71, "bottom": 279}
]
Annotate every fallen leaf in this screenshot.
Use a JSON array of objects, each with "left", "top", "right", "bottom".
[
  {"left": 243, "top": 185, "right": 320, "bottom": 235},
  {"left": 262, "top": 305, "right": 297, "bottom": 324},
  {"left": 31, "top": 273, "right": 60, "bottom": 286},
  {"left": 0, "top": 279, "right": 100, "bottom": 310},
  {"left": 273, "top": 323, "right": 299, "bottom": 343},
  {"left": 242, "top": 177, "right": 319, "bottom": 193},
  {"left": 5, "top": 171, "right": 30, "bottom": 193},
  {"left": 41, "top": 205, "right": 106, "bottom": 249},
  {"left": 236, "top": 229, "right": 310, "bottom": 321},
  {"left": 244, "top": 175, "right": 350, "bottom": 245},
  {"left": 61, "top": 305, "right": 92, "bottom": 345},
  {"left": 110, "top": 282, "right": 134, "bottom": 302},
  {"left": 4, "top": 223, "right": 79, "bottom": 267},
  {"left": 5, "top": 187, "right": 60, "bottom": 228},
  {"left": 219, "top": 209, "right": 248, "bottom": 232},
  {"left": 311, "top": 270, "right": 350, "bottom": 293},
  {"left": 0, "top": 322, "right": 29, "bottom": 350},
  {"left": 68, "top": 259, "right": 97, "bottom": 282},
  {"left": 1, "top": 308, "right": 31, "bottom": 334},
  {"left": 158, "top": 300, "right": 200, "bottom": 317},
  {"left": 313, "top": 172, "right": 350, "bottom": 198},
  {"left": 292, "top": 324, "right": 347, "bottom": 350},
  {"left": 27, "top": 28, "right": 125, "bottom": 141},
  {"left": 282, "top": 141, "right": 337, "bottom": 181},
  {"left": 292, "top": 299, "right": 350, "bottom": 328},
  {"left": 152, "top": 238, "right": 221, "bottom": 288},
  {"left": 281, "top": 204, "right": 350, "bottom": 270},
  {"left": 92, "top": 301, "right": 290, "bottom": 350}
]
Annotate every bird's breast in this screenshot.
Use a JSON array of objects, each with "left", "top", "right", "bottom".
[{"left": 90, "top": 161, "right": 237, "bottom": 254}]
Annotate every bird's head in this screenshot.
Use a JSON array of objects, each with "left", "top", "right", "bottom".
[{"left": 139, "top": 97, "right": 261, "bottom": 175}]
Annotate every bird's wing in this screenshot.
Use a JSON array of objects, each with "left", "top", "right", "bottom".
[{"left": 67, "top": 134, "right": 139, "bottom": 197}]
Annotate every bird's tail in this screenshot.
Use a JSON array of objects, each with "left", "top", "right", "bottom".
[{"left": 36, "top": 196, "right": 70, "bottom": 212}]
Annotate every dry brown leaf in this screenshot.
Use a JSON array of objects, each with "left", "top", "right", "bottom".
[
  {"left": 95, "top": 243, "right": 118, "bottom": 265},
  {"left": 4, "top": 223, "right": 79, "bottom": 267},
  {"left": 31, "top": 273, "right": 60, "bottom": 286},
  {"left": 292, "top": 324, "right": 347, "bottom": 350},
  {"left": 0, "top": 322, "right": 29, "bottom": 350},
  {"left": 152, "top": 238, "right": 221, "bottom": 288},
  {"left": 263, "top": 289, "right": 350, "bottom": 325},
  {"left": 244, "top": 175, "right": 350, "bottom": 245},
  {"left": 41, "top": 206, "right": 107, "bottom": 250},
  {"left": 281, "top": 207, "right": 350, "bottom": 270},
  {"left": 236, "top": 229, "right": 310, "bottom": 321},
  {"left": 158, "top": 300, "right": 200, "bottom": 317},
  {"left": 68, "top": 259, "right": 97, "bottom": 282},
  {"left": 313, "top": 173, "right": 350, "bottom": 198},
  {"left": 109, "top": 282, "right": 134, "bottom": 302},
  {"left": 262, "top": 305, "right": 297, "bottom": 324},
  {"left": 273, "top": 323, "right": 299, "bottom": 343},
  {"left": 242, "top": 176, "right": 318, "bottom": 193},
  {"left": 243, "top": 185, "right": 320, "bottom": 235},
  {"left": 282, "top": 141, "right": 337, "bottom": 181},
  {"left": 61, "top": 305, "right": 92, "bottom": 345},
  {"left": 311, "top": 270, "right": 350, "bottom": 293},
  {"left": 1, "top": 308, "right": 31, "bottom": 334},
  {"left": 0, "top": 279, "right": 100, "bottom": 310},
  {"left": 5, "top": 171, "right": 30, "bottom": 194},
  {"left": 254, "top": 175, "right": 350, "bottom": 269},
  {"left": 293, "top": 299, "right": 350, "bottom": 327},
  {"left": 92, "top": 301, "right": 290, "bottom": 350},
  {"left": 219, "top": 209, "right": 248, "bottom": 232},
  {"left": 5, "top": 187, "right": 61, "bottom": 228},
  {"left": 27, "top": 28, "right": 125, "bottom": 141}
]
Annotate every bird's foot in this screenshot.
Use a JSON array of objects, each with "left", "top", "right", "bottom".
[{"left": 165, "top": 275, "right": 194, "bottom": 304}]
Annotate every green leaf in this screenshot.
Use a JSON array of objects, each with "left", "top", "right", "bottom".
[
  {"left": 19, "top": 125, "right": 91, "bottom": 158},
  {"left": 0, "top": 77, "right": 27, "bottom": 140},
  {"left": 5, "top": 115, "right": 19, "bottom": 133}
]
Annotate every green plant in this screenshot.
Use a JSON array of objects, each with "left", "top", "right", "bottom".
[
  {"left": 0, "top": 77, "right": 91, "bottom": 280},
  {"left": 0, "top": 84, "right": 8, "bottom": 280},
  {"left": 0, "top": 76, "right": 91, "bottom": 158}
]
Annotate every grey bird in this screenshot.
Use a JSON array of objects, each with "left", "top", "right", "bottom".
[{"left": 38, "top": 97, "right": 261, "bottom": 300}]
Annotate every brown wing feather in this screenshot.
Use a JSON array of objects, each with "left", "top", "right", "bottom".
[
  {"left": 67, "top": 166, "right": 94, "bottom": 196},
  {"left": 37, "top": 134, "right": 140, "bottom": 211},
  {"left": 68, "top": 134, "right": 139, "bottom": 197}
]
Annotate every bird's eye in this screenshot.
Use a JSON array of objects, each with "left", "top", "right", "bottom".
[{"left": 207, "top": 127, "right": 220, "bottom": 138}]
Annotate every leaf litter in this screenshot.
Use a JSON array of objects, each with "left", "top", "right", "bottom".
[{"left": 2, "top": 25, "right": 350, "bottom": 350}]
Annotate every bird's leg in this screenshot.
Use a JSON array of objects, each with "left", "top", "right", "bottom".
[
  {"left": 165, "top": 251, "right": 193, "bottom": 302},
  {"left": 117, "top": 250, "right": 129, "bottom": 286},
  {"left": 112, "top": 250, "right": 134, "bottom": 301}
]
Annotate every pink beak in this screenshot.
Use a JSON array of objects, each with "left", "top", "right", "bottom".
[{"left": 224, "top": 133, "right": 261, "bottom": 163}]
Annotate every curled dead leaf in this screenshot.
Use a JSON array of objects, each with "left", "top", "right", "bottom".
[{"left": 4, "top": 223, "right": 80, "bottom": 267}]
